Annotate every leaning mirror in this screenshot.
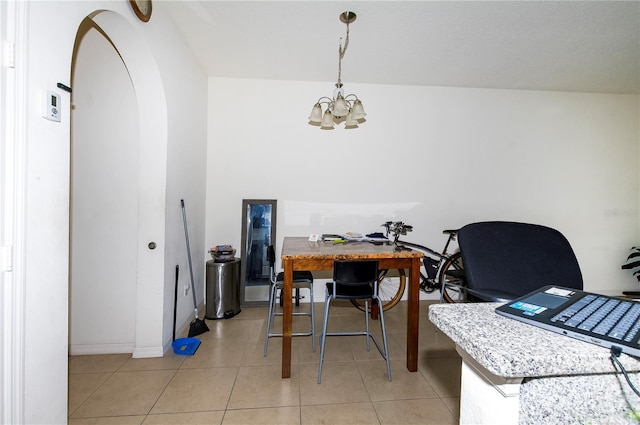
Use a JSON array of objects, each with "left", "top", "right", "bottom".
[{"left": 240, "top": 199, "right": 277, "bottom": 304}]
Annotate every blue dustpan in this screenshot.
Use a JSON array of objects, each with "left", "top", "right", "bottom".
[{"left": 172, "top": 337, "right": 201, "bottom": 355}]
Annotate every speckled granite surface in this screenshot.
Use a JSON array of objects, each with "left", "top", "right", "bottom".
[
  {"left": 429, "top": 302, "right": 640, "bottom": 424},
  {"left": 429, "top": 302, "right": 640, "bottom": 378},
  {"left": 520, "top": 374, "right": 640, "bottom": 424}
]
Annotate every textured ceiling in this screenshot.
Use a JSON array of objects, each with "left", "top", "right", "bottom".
[{"left": 162, "top": 1, "right": 640, "bottom": 94}]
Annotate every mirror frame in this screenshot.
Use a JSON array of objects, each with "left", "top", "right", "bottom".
[{"left": 240, "top": 199, "right": 277, "bottom": 305}]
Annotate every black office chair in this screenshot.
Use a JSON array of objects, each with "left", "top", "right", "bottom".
[
  {"left": 457, "top": 221, "right": 583, "bottom": 302},
  {"left": 263, "top": 245, "right": 315, "bottom": 356},
  {"left": 317, "top": 260, "right": 391, "bottom": 383}
]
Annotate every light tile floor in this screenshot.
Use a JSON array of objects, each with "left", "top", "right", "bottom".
[{"left": 69, "top": 300, "right": 461, "bottom": 424}]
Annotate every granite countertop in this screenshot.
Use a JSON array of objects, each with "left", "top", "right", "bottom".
[{"left": 429, "top": 302, "right": 640, "bottom": 379}]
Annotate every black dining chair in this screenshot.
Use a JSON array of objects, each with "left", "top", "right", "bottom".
[
  {"left": 263, "top": 245, "right": 315, "bottom": 356},
  {"left": 317, "top": 260, "right": 391, "bottom": 383},
  {"left": 457, "top": 221, "right": 583, "bottom": 302}
]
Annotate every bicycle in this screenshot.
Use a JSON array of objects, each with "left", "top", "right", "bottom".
[
  {"left": 385, "top": 221, "right": 466, "bottom": 303},
  {"left": 349, "top": 221, "right": 466, "bottom": 313}
]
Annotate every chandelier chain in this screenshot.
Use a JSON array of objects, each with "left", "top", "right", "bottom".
[{"left": 337, "top": 22, "right": 350, "bottom": 88}]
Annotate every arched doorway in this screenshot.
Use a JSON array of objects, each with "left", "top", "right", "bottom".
[
  {"left": 70, "top": 11, "right": 168, "bottom": 358},
  {"left": 70, "top": 17, "right": 138, "bottom": 354}
]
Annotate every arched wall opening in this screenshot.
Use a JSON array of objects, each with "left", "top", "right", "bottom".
[{"left": 70, "top": 10, "right": 168, "bottom": 358}]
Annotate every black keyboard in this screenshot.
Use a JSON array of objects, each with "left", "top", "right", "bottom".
[{"left": 551, "top": 295, "right": 640, "bottom": 343}]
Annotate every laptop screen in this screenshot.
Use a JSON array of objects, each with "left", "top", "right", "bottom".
[{"left": 508, "top": 287, "right": 576, "bottom": 316}]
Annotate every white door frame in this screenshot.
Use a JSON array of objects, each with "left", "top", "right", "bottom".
[{"left": 1, "top": 0, "right": 27, "bottom": 422}]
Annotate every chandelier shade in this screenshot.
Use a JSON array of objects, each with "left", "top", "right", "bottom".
[
  {"left": 308, "top": 103, "right": 323, "bottom": 123},
  {"left": 332, "top": 93, "right": 350, "bottom": 118},
  {"left": 350, "top": 99, "right": 366, "bottom": 120},
  {"left": 308, "top": 11, "right": 366, "bottom": 130},
  {"left": 320, "top": 110, "right": 335, "bottom": 129},
  {"left": 344, "top": 112, "right": 359, "bottom": 128}
]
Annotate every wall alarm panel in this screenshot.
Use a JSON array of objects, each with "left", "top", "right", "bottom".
[{"left": 43, "top": 90, "right": 61, "bottom": 122}]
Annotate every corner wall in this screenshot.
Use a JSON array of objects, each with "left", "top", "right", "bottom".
[{"left": 19, "top": 2, "right": 207, "bottom": 422}]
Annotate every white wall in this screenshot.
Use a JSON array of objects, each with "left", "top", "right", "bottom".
[
  {"left": 22, "top": 2, "right": 82, "bottom": 421},
  {"left": 160, "top": 11, "right": 208, "bottom": 350},
  {"left": 206, "top": 78, "right": 639, "bottom": 297},
  {"left": 16, "top": 1, "right": 207, "bottom": 422}
]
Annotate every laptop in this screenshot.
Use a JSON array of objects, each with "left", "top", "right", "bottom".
[{"left": 495, "top": 285, "right": 640, "bottom": 358}]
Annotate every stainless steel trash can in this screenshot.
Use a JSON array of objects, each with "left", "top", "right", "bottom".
[{"left": 205, "top": 258, "right": 241, "bottom": 319}]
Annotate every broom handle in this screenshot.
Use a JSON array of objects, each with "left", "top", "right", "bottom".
[
  {"left": 173, "top": 265, "right": 179, "bottom": 341},
  {"left": 181, "top": 199, "right": 199, "bottom": 319}
]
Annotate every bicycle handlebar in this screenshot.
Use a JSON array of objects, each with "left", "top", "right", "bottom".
[{"left": 381, "top": 221, "right": 413, "bottom": 243}]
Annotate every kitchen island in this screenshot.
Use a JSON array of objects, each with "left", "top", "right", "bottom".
[{"left": 429, "top": 302, "right": 640, "bottom": 424}]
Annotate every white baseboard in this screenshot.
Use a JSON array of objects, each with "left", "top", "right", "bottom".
[
  {"left": 132, "top": 345, "right": 165, "bottom": 358},
  {"left": 69, "top": 342, "right": 135, "bottom": 356},
  {"left": 69, "top": 342, "right": 166, "bottom": 358}
]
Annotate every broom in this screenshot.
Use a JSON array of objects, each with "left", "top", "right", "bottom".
[{"left": 180, "top": 199, "right": 210, "bottom": 337}]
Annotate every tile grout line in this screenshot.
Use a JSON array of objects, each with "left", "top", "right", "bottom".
[
  {"left": 68, "top": 370, "right": 115, "bottom": 419},
  {"left": 141, "top": 366, "right": 180, "bottom": 419},
  {"left": 219, "top": 363, "right": 242, "bottom": 423}
]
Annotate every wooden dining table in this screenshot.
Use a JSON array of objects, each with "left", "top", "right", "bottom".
[{"left": 280, "top": 236, "right": 424, "bottom": 378}]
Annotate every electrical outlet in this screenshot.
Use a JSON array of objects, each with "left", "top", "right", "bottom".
[{"left": 184, "top": 285, "right": 190, "bottom": 296}]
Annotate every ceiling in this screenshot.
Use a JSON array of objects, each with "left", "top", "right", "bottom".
[{"left": 163, "top": 1, "right": 640, "bottom": 95}]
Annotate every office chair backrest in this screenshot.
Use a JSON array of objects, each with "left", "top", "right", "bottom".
[
  {"left": 333, "top": 260, "right": 379, "bottom": 286},
  {"left": 458, "top": 221, "right": 583, "bottom": 301}
]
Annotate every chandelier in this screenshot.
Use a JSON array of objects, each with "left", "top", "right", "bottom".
[{"left": 308, "top": 11, "right": 366, "bottom": 130}]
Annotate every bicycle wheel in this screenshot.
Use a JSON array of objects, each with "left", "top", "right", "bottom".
[
  {"left": 350, "top": 268, "right": 406, "bottom": 312},
  {"left": 439, "top": 252, "right": 466, "bottom": 303}
]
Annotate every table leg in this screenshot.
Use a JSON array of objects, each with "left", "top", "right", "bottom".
[
  {"left": 370, "top": 298, "right": 379, "bottom": 320},
  {"left": 407, "top": 257, "right": 420, "bottom": 372},
  {"left": 282, "top": 258, "right": 293, "bottom": 378}
]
